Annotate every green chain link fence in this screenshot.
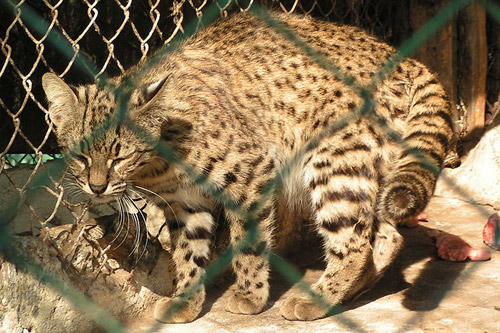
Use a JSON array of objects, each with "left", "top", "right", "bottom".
[{"left": 1, "top": 0, "right": 499, "bottom": 331}]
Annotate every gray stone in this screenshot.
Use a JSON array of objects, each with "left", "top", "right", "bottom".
[{"left": 436, "top": 120, "right": 500, "bottom": 208}]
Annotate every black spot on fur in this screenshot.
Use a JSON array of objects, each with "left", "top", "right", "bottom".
[
  {"left": 330, "top": 250, "right": 344, "bottom": 259},
  {"left": 354, "top": 222, "right": 364, "bottom": 235},
  {"left": 257, "top": 207, "right": 272, "bottom": 221},
  {"left": 263, "top": 160, "right": 275, "bottom": 174},
  {"left": 186, "top": 227, "right": 212, "bottom": 240},
  {"left": 168, "top": 220, "right": 186, "bottom": 231},
  {"left": 250, "top": 155, "right": 264, "bottom": 167},
  {"left": 223, "top": 172, "right": 237, "bottom": 187},
  {"left": 321, "top": 216, "right": 359, "bottom": 233},
  {"left": 313, "top": 160, "right": 331, "bottom": 169},
  {"left": 237, "top": 193, "right": 247, "bottom": 204},
  {"left": 193, "top": 256, "right": 208, "bottom": 267}
]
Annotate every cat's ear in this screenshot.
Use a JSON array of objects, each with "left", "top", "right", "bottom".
[
  {"left": 42, "top": 73, "right": 78, "bottom": 128},
  {"left": 138, "top": 76, "right": 169, "bottom": 106}
]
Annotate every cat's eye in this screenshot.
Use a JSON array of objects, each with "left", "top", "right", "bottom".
[
  {"left": 73, "top": 154, "right": 88, "bottom": 165},
  {"left": 109, "top": 157, "right": 126, "bottom": 169},
  {"left": 70, "top": 154, "right": 89, "bottom": 170}
]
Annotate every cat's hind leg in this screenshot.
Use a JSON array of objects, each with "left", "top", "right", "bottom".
[{"left": 281, "top": 127, "right": 384, "bottom": 321}]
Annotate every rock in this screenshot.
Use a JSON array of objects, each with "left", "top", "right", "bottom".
[
  {"left": 0, "top": 236, "right": 96, "bottom": 332},
  {"left": 0, "top": 216, "right": 174, "bottom": 332},
  {"left": 435, "top": 119, "right": 500, "bottom": 208}
]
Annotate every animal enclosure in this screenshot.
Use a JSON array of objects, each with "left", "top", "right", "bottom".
[{"left": 1, "top": 0, "right": 499, "bottom": 331}]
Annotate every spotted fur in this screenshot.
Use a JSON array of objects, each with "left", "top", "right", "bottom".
[{"left": 42, "top": 11, "right": 454, "bottom": 322}]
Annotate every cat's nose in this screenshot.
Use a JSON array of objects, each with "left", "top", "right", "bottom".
[{"left": 89, "top": 183, "right": 107, "bottom": 194}]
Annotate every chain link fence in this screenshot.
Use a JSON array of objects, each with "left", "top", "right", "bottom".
[
  {"left": 0, "top": 0, "right": 408, "bottom": 230},
  {"left": 1, "top": 0, "right": 499, "bottom": 331}
]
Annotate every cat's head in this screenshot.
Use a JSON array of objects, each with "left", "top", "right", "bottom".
[{"left": 42, "top": 73, "right": 168, "bottom": 202}]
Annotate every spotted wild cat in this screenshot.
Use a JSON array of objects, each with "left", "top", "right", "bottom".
[{"left": 42, "top": 11, "right": 454, "bottom": 322}]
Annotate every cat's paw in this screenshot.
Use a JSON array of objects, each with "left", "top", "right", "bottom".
[
  {"left": 372, "top": 221, "right": 403, "bottom": 273},
  {"left": 225, "top": 291, "right": 267, "bottom": 315},
  {"left": 153, "top": 296, "right": 202, "bottom": 323},
  {"left": 280, "top": 295, "right": 328, "bottom": 321}
]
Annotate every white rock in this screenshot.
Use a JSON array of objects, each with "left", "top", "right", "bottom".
[{"left": 435, "top": 119, "right": 500, "bottom": 209}]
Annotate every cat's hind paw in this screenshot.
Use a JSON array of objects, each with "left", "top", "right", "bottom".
[
  {"left": 225, "top": 290, "right": 267, "bottom": 315},
  {"left": 280, "top": 295, "right": 328, "bottom": 321},
  {"left": 153, "top": 296, "right": 202, "bottom": 323}
]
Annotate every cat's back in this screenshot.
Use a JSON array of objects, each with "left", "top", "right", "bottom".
[
  {"left": 147, "top": 11, "right": 448, "bottom": 153},
  {"left": 191, "top": 11, "right": 395, "bottom": 83}
]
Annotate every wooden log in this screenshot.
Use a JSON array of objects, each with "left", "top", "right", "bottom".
[
  {"left": 409, "top": 0, "right": 461, "bottom": 166},
  {"left": 486, "top": 13, "right": 500, "bottom": 125},
  {"left": 457, "top": 2, "right": 487, "bottom": 137},
  {"left": 410, "top": 0, "right": 457, "bottom": 108}
]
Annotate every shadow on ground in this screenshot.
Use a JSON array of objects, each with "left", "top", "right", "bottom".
[{"left": 203, "top": 222, "right": 465, "bottom": 320}]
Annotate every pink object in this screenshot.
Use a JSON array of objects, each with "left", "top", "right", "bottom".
[
  {"left": 483, "top": 213, "right": 500, "bottom": 250},
  {"left": 428, "top": 229, "right": 491, "bottom": 261},
  {"left": 402, "top": 213, "right": 428, "bottom": 228}
]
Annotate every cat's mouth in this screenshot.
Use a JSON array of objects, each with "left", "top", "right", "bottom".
[
  {"left": 89, "top": 188, "right": 149, "bottom": 215},
  {"left": 91, "top": 195, "right": 115, "bottom": 203},
  {"left": 89, "top": 191, "right": 126, "bottom": 204}
]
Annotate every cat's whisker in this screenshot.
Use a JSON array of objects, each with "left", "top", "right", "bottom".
[
  {"left": 128, "top": 189, "right": 151, "bottom": 262},
  {"left": 132, "top": 197, "right": 149, "bottom": 260},
  {"left": 123, "top": 194, "right": 145, "bottom": 258},
  {"left": 113, "top": 196, "right": 131, "bottom": 250},
  {"left": 126, "top": 193, "right": 145, "bottom": 257},
  {"left": 133, "top": 185, "right": 180, "bottom": 230},
  {"left": 125, "top": 196, "right": 141, "bottom": 255},
  {"left": 63, "top": 180, "right": 87, "bottom": 201},
  {"left": 108, "top": 197, "right": 126, "bottom": 247},
  {"left": 129, "top": 189, "right": 149, "bottom": 212}
]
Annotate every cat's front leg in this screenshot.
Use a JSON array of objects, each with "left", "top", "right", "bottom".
[
  {"left": 224, "top": 202, "right": 275, "bottom": 315},
  {"left": 154, "top": 200, "right": 215, "bottom": 323}
]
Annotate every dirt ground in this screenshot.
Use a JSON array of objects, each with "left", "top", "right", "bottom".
[{"left": 146, "top": 196, "right": 500, "bottom": 333}]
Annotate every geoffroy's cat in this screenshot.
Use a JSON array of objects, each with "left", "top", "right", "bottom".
[{"left": 42, "top": 10, "right": 454, "bottom": 322}]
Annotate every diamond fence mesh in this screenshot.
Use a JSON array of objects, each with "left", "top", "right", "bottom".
[{"left": 0, "top": 0, "right": 499, "bottom": 331}]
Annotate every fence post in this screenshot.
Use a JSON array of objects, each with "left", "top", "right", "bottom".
[
  {"left": 458, "top": 2, "right": 487, "bottom": 138},
  {"left": 410, "top": 0, "right": 457, "bottom": 109}
]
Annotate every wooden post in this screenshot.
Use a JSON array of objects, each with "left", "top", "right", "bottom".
[
  {"left": 486, "top": 15, "right": 500, "bottom": 125},
  {"left": 457, "top": 2, "right": 487, "bottom": 137},
  {"left": 410, "top": 0, "right": 457, "bottom": 108},
  {"left": 410, "top": 0, "right": 461, "bottom": 163}
]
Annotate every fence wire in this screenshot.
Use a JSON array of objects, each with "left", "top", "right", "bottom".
[{"left": 1, "top": 0, "right": 499, "bottom": 331}]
